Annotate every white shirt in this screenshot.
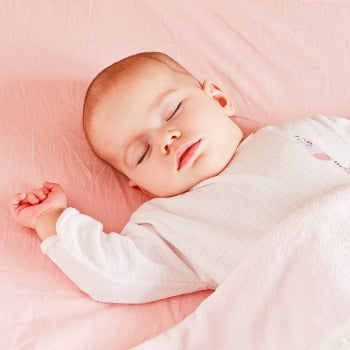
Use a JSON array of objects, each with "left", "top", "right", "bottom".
[{"left": 41, "top": 115, "right": 350, "bottom": 303}]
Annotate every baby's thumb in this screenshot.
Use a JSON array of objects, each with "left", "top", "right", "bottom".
[{"left": 44, "top": 181, "right": 64, "bottom": 193}]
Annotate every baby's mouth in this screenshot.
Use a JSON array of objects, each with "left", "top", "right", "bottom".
[{"left": 176, "top": 139, "right": 201, "bottom": 171}]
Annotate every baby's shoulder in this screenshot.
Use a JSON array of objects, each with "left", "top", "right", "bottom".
[
  {"left": 258, "top": 114, "right": 348, "bottom": 138},
  {"left": 285, "top": 114, "right": 349, "bottom": 141}
]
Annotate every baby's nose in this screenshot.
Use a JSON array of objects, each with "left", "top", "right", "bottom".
[{"left": 159, "top": 130, "right": 181, "bottom": 154}]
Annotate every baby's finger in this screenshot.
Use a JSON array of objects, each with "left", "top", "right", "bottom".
[
  {"left": 32, "top": 189, "right": 46, "bottom": 200},
  {"left": 43, "top": 181, "right": 56, "bottom": 190},
  {"left": 43, "top": 181, "right": 64, "bottom": 194},
  {"left": 15, "top": 192, "right": 36, "bottom": 205},
  {"left": 10, "top": 193, "right": 28, "bottom": 216},
  {"left": 41, "top": 187, "right": 49, "bottom": 195},
  {"left": 25, "top": 192, "right": 39, "bottom": 204},
  {"left": 10, "top": 193, "right": 26, "bottom": 208},
  {"left": 14, "top": 193, "right": 27, "bottom": 201}
]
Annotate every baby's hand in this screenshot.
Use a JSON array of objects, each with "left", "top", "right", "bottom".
[{"left": 10, "top": 181, "right": 67, "bottom": 229}]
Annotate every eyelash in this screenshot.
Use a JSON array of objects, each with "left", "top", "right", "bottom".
[
  {"left": 166, "top": 101, "right": 182, "bottom": 121},
  {"left": 137, "top": 101, "right": 182, "bottom": 165}
]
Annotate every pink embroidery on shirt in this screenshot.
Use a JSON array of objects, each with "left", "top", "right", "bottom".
[
  {"left": 314, "top": 153, "right": 331, "bottom": 161},
  {"left": 294, "top": 135, "right": 350, "bottom": 175}
]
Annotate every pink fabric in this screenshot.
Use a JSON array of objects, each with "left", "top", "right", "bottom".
[
  {"left": 134, "top": 185, "right": 350, "bottom": 349},
  {"left": 1, "top": 1, "right": 349, "bottom": 349}
]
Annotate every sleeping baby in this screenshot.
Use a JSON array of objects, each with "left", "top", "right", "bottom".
[{"left": 10, "top": 52, "right": 350, "bottom": 303}]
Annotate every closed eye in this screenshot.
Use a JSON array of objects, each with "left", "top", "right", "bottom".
[
  {"left": 166, "top": 101, "right": 182, "bottom": 121},
  {"left": 137, "top": 145, "right": 150, "bottom": 165}
]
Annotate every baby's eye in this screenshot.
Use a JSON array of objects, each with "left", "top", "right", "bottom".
[
  {"left": 166, "top": 101, "right": 182, "bottom": 122},
  {"left": 137, "top": 145, "right": 150, "bottom": 165}
]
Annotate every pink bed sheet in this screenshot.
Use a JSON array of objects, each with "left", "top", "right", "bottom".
[{"left": 1, "top": 1, "right": 349, "bottom": 349}]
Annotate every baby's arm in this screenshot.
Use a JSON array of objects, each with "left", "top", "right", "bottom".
[
  {"left": 35, "top": 208, "right": 65, "bottom": 241},
  {"left": 10, "top": 182, "right": 209, "bottom": 304},
  {"left": 39, "top": 208, "right": 209, "bottom": 304}
]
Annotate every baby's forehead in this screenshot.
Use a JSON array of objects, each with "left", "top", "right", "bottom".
[
  {"left": 102, "top": 66, "right": 191, "bottom": 108},
  {"left": 94, "top": 57, "right": 199, "bottom": 130}
]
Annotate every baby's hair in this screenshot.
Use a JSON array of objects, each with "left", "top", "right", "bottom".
[{"left": 82, "top": 52, "right": 198, "bottom": 166}]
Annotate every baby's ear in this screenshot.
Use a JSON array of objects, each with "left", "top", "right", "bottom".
[{"left": 202, "top": 80, "right": 235, "bottom": 115}]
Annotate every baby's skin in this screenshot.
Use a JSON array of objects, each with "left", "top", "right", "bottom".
[{"left": 10, "top": 181, "right": 67, "bottom": 240}]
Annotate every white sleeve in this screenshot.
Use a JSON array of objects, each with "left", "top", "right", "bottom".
[
  {"left": 40, "top": 207, "right": 209, "bottom": 304},
  {"left": 315, "top": 114, "right": 350, "bottom": 143}
]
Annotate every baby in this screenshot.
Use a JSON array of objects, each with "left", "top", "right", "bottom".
[{"left": 10, "top": 52, "right": 350, "bottom": 304}]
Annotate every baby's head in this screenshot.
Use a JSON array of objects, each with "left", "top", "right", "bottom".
[{"left": 83, "top": 52, "right": 243, "bottom": 197}]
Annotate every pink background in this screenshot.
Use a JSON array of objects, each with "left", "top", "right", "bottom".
[{"left": 1, "top": 1, "right": 349, "bottom": 348}]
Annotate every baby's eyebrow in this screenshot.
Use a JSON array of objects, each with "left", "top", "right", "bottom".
[
  {"left": 123, "top": 88, "right": 178, "bottom": 168},
  {"left": 149, "top": 88, "right": 178, "bottom": 112}
]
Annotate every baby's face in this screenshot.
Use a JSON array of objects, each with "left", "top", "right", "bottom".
[{"left": 91, "top": 62, "right": 243, "bottom": 197}]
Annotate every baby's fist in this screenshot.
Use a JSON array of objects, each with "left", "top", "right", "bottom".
[{"left": 10, "top": 181, "right": 67, "bottom": 229}]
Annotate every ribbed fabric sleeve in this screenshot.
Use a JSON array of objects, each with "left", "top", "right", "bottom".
[{"left": 40, "top": 208, "right": 210, "bottom": 303}]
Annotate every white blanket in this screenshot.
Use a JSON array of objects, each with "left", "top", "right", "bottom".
[{"left": 134, "top": 185, "right": 350, "bottom": 350}]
